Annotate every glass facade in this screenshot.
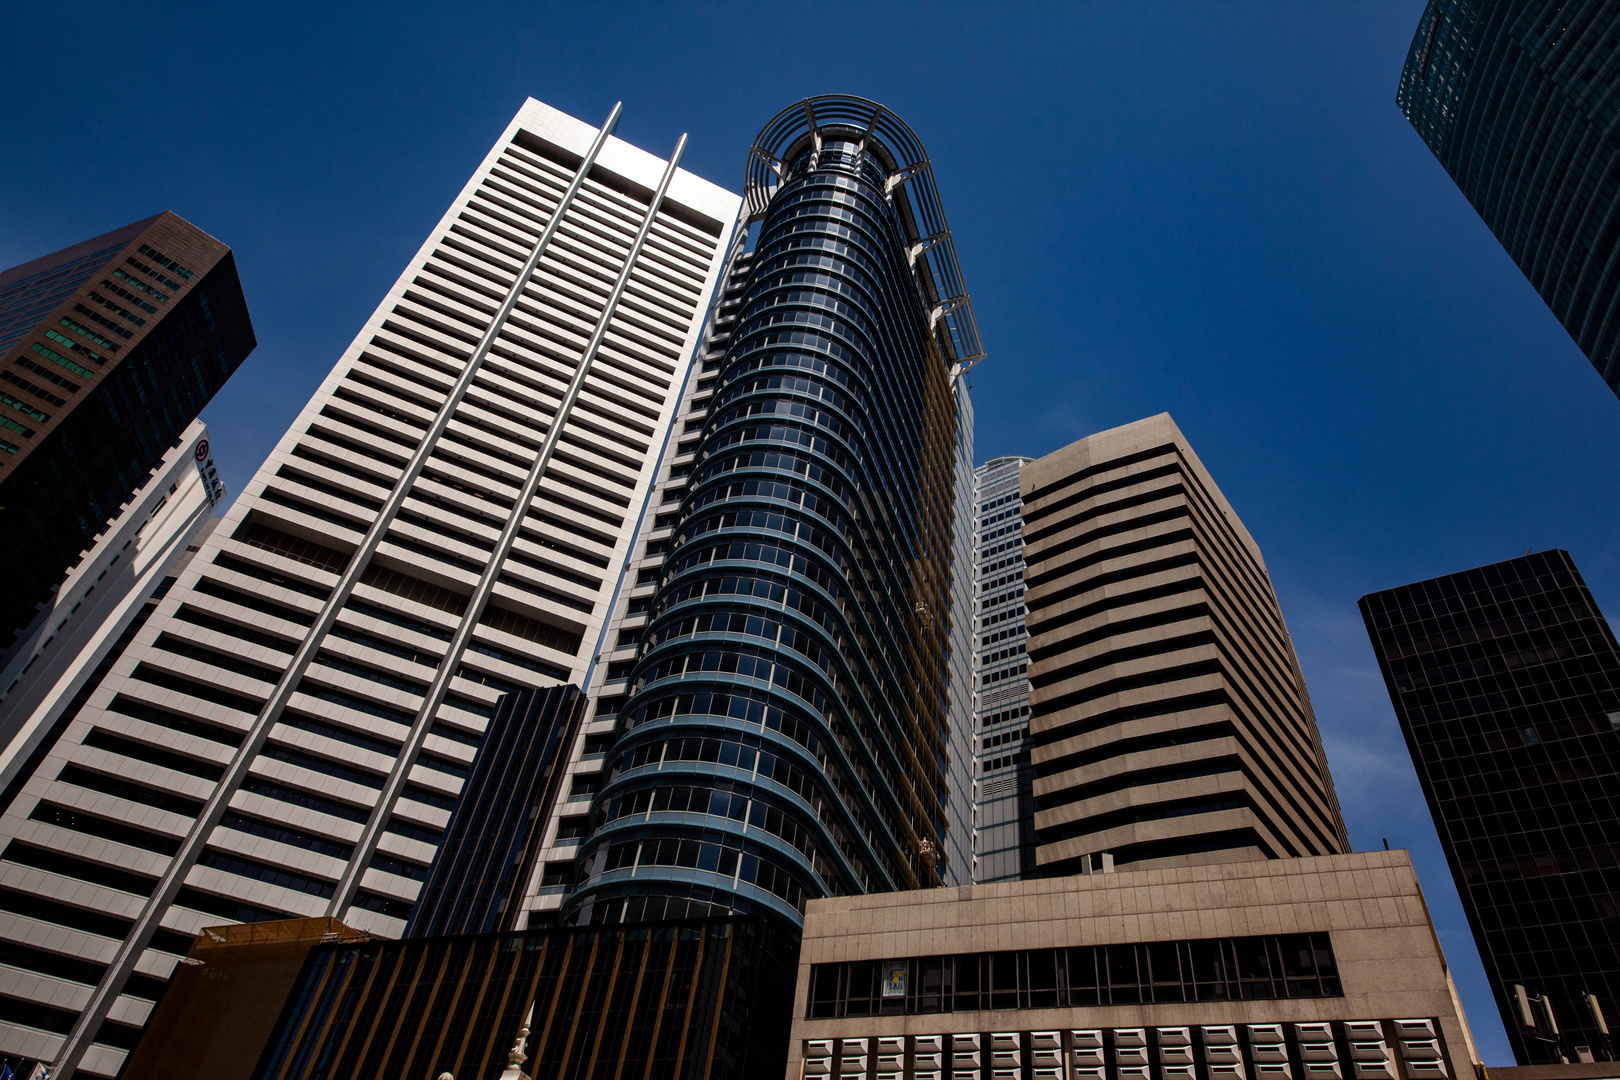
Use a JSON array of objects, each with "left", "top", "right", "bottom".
[
  {"left": 252, "top": 916, "right": 796, "bottom": 1080},
  {"left": 406, "top": 684, "right": 587, "bottom": 938},
  {"left": 1398, "top": 0, "right": 1620, "bottom": 395},
  {"left": 569, "top": 98, "right": 977, "bottom": 929},
  {"left": 1360, "top": 550, "right": 1620, "bottom": 1064},
  {"left": 806, "top": 932, "right": 1344, "bottom": 1019}
]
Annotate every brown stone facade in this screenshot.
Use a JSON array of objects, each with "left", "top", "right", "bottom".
[
  {"left": 1020, "top": 413, "right": 1348, "bottom": 876},
  {"left": 788, "top": 852, "right": 1482, "bottom": 1080}
]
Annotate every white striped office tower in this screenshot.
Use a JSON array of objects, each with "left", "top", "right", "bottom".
[{"left": 0, "top": 98, "right": 745, "bottom": 1079}]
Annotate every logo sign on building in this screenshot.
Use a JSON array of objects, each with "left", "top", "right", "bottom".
[
  {"left": 194, "top": 438, "right": 226, "bottom": 509},
  {"left": 881, "top": 960, "right": 907, "bottom": 998}
]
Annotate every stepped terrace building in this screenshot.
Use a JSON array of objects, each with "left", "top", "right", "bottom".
[{"left": 1021, "top": 415, "right": 1349, "bottom": 876}]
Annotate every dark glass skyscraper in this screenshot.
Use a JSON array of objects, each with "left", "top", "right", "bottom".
[
  {"left": 568, "top": 96, "right": 983, "bottom": 929},
  {"left": 1361, "top": 550, "right": 1620, "bottom": 1065},
  {"left": 0, "top": 212, "right": 255, "bottom": 654},
  {"left": 1397, "top": 0, "right": 1620, "bottom": 396}
]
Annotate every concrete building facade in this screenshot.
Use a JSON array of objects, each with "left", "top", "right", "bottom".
[
  {"left": 786, "top": 851, "right": 1482, "bottom": 1080},
  {"left": 0, "top": 98, "right": 743, "bottom": 1079},
  {"left": 1020, "top": 415, "right": 1348, "bottom": 878},
  {"left": 0, "top": 419, "right": 220, "bottom": 829},
  {"left": 972, "top": 455, "right": 1035, "bottom": 883}
]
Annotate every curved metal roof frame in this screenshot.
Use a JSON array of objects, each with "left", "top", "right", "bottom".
[{"left": 745, "top": 95, "right": 986, "bottom": 375}]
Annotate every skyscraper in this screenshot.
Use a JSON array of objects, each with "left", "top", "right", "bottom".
[
  {"left": 0, "top": 213, "right": 255, "bottom": 656},
  {"left": 0, "top": 98, "right": 743, "bottom": 1080},
  {"left": 0, "top": 420, "right": 221, "bottom": 826},
  {"left": 567, "top": 95, "right": 983, "bottom": 929},
  {"left": 1398, "top": 0, "right": 1620, "bottom": 396},
  {"left": 1023, "top": 414, "right": 1349, "bottom": 876},
  {"left": 1361, "top": 549, "right": 1620, "bottom": 1065},
  {"left": 971, "top": 455, "right": 1036, "bottom": 883}
]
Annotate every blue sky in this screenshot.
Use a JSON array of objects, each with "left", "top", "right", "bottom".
[{"left": 9, "top": 2, "right": 1620, "bottom": 1062}]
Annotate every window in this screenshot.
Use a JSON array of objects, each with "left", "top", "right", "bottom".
[
  {"left": 70, "top": 303, "right": 133, "bottom": 338},
  {"left": 57, "top": 316, "right": 120, "bottom": 351},
  {"left": 125, "top": 255, "right": 184, "bottom": 291},
  {"left": 98, "top": 279, "right": 157, "bottom": 314},
  {"left": 806, "top": 932, "right": 1342, "bottom": 1018},
  {"left": 86, "top": 291, "right": 144, "bottom": 326},
  {"left": 0, "top": 371, "right": 65, "bottom": 407},
  {"left": 0, "top": 392, "right": 48, "bottom": 423},
  {"left": 29, "top": 342, "right": 94, "bottom": 380},
  {"left": 42, "top": 329, "right": 107, "bottom": 364},
  {"left": 111, "top": 268, "right": 169, "bottom": 302},
  {"left": 137, "top": 243, "right": 194, "bottom": 278}
]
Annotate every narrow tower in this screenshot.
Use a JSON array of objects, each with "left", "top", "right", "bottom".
[{"left": 971, "top": 455, "right": 1036, "bottom": 882}]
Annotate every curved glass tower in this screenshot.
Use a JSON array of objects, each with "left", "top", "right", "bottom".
[
  {"left": 569, "top": 97, "right": 983, "bottom": 928},
  {"left": 1397, "top": 0, "right": 1620, "bottom": 395}
]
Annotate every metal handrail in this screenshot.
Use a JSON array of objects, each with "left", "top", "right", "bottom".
[{"left": 745, "top": 95, "right": 987, "bottom": 375}]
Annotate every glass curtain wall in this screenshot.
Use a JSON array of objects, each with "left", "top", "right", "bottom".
[{"left": 569, "top": 102, "right": 963, "bottom": 929}]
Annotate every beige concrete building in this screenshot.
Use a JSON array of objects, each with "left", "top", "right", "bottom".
[
  {"left": 787, "top": 851, "right": 1481, "bottom": 1080},
  {"left": 1020, "top": 414, "right": 1348, "bottom": 876}
]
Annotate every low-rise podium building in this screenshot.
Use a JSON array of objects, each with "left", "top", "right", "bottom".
[{"left": 786, "top": 851, "right": 1481, "bottom": 1080}]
